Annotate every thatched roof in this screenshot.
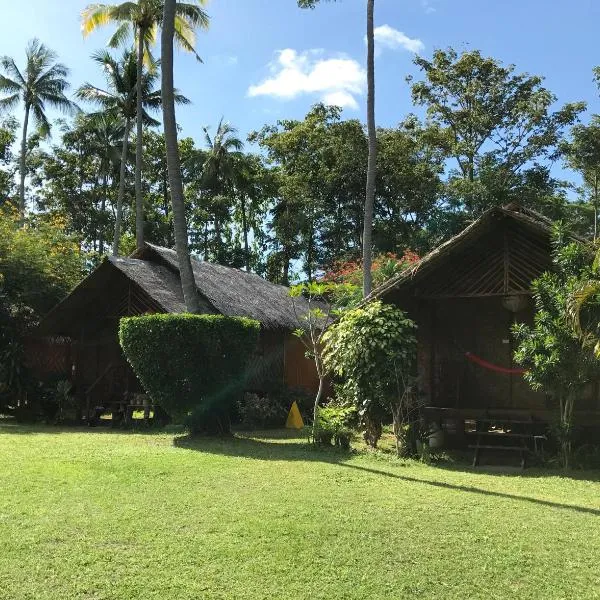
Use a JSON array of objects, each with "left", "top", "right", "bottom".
[
  {"left": 368, "top": 204, "right": 580, "bottom": 301},
  {"left": 39, "top": 243, "right": 312, "bottom": 334},
  {"left": 130, "top": 243, "right": 312, "bottom": 329}
]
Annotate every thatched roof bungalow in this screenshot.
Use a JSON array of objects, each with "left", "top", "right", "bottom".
[
  {"left": 37, "top": 244, "right": 319, "bottom": 418},
  {"left": 370, "top": 204, "right": 600, "bottom": 449}
]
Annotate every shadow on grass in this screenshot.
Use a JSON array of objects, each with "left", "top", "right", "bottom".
[
  {"left": 174, "top": 433, "right": 600, "bottom": 518},
  {"left": 0, "top": 418, "right": 182, "bottom": 436}
]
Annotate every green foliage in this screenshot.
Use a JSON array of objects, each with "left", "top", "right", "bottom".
[
  {"left": 0, "top": 208, "right": 83, "bottom": 409},
  {"left": 314, "top": 405, "right": 355, "bottom": 449},
  {"left": 119, "top": 313, "right": 260, "bottom": 433},
  {"left": 323, "top": 301, "right": 417, "bottom": 448},
  {"left": 513, "top": 229, "right": 597, "bottom": 467},
  {"left": 409, "top": 47, "right": 585, "bottom": 217}
]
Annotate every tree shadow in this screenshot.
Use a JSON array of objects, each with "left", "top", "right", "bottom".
[
  {"left": 173, "top": 433, "right": 600, "bottom": 518},
  {"left": 0, "top": 418, "right": 182, "bottom": 436}
]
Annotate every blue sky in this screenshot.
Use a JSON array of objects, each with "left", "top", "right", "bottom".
[{"left": 2, "top": 0, "right": 600, "bottom": 154}]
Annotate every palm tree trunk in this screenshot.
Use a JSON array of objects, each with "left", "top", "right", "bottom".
[
  {"left": 135, "top": 27, "right": 145, "bottom": 250},
  {"left": 113, "top": 117, "right": 131, "bottom": 256},
  {"left": 362, "top": 0, "right": 376, "bottom": 298},
  {"left": 241, "top": 195, "right": 250, "bottom": 271},
  {"left": 162, "top": 0, "right": 200, "bottom": 314},
  {"left": 18, "top": 103, "right": 30, "bottom": 219},
  {"left": 99, "top": 172, "right": 108, "bottom": 255}
]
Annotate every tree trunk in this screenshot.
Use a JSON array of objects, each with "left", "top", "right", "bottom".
[
  {"left": 113, "top": 117, "right": 132, "bottom": 256},
  {"left": 594, "top": 173, "right": 598, "bottom": 240},
  {"left": 135, "top": 27, "right": 145, "bottom": 250},
  {"left": 18, "top": 103, "right": 30, "bottom": 219},
  {"left": 99, "top": 172, "right": 108, "bottom": 255},
  {"left": 162, "top": 0, "right": 200, "bottom": 314},
  {"left": 362, "top": 0, "right": 376, "bottom": 298},
  {"left": 241, "top": 195, "right": 250, "bottom": 272},
  {"left": 312, "top": 373, "right": 324, "bottom": 443}
]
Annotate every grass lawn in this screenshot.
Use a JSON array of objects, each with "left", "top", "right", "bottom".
[{"left": 1, "top": 422, "right": 599, "bottom": 599}]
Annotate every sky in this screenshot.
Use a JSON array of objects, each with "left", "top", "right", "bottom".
[{"left": 2, "top": 0, "right": 600, "bottom": 157}]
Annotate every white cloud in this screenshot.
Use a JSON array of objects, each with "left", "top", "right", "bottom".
[
  {"left": 322, "top": 91, "right": 359, "bottom": 110},
  {"left": 371, "top": 25, "right": 424, "bottom": 54},
  {"left": 248, "top": 49, "right": 366, "bottom": 110}
]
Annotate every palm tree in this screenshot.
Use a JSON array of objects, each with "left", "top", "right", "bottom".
[
  {"left": 0, "top": 39, "right": 77, "bottom": 217},
  {"left": 570, "top": 250, "right": 600, "bottom": 355},
  {"left": 82, "top": 112, "right": 125, "bottom": 254},
  {"left": 162, "top": 0, "right": 199, "bottom": 313},
  {"left": 298, "top": 0, "right": 377, "bottom": 297},
  {"left": 202, "top": 118, "right": 243, "bottom": 262},
  {"left": 81, "top": 0, "right": 209, "bottom": 250},
  {"left": 363, "top": 0, "right": 376, "bottom": 297},
  {"left": 77, "top": 50, "right": 188, "bottom": 254}
]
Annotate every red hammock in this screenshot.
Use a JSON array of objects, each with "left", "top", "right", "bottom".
[{"left": 465, "top": 352, "right": 525, "bottom": 375}]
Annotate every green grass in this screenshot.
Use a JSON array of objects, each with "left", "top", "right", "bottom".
[{"left": 1, "top": 422, "right": 599, "bottom": 599}]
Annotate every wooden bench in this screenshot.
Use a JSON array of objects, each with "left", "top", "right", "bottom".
[{"left": 466, "top": 416, "right": 545, "bottom": 468}]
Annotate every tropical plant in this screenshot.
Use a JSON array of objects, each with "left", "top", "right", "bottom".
[
  {"left": 514, "top": 229, "right": 597, "bottom": 469},
  {"left": 323, "top": 301, "right": 417, "bottom": 451},
  {"left": 81, "top": 0, "right": 209, "bottom": 249},
  {"left": 161, "top": 0, "right": 199, "bottom": 312},
  {"left": 202, "top": 118, "right": 244, "bottom": 263},
  {"left": 0, "top": 39, "right": 77, "bottom": 217},
  {"left": 77, "top": 49, "right": 188, "bottom": 254},
  {"left": 81, "top": 112, "right": 125, "bottom": 254}
]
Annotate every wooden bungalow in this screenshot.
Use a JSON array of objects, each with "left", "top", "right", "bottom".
[
  {"left": 370, "top": 205, "right": 599, "bottom": 455},
  {"left": 36, "top": 243, "right": 319, "bottom": 420}
]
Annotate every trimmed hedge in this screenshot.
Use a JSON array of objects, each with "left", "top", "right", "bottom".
[{"left": 119, "top": 314, "right": 260, "bottom": 433}]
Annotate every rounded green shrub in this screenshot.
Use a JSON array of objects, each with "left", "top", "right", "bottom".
[{"left": 119, "top": 314, "right": 260, "bottom": 433}]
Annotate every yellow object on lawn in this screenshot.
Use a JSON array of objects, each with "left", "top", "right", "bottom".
[{"left": 285, "top": 401, "right": 304, "bottom": 429}]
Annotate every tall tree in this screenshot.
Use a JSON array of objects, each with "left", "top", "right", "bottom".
[
  {"left": 202, "top": 118, "right": 243, "bottom": 263},
  {"left": 363, "top": 0, "right": 376, "bottom": 297},
  {"left": 409, "top": 48, "right": 585, "bottom": 217},
  {"left": 84, "top": 112, "right": 125, "bottom": 254},
  {"left": 0, "top": 39, "right": 77, "bottom": 217},
  {"left": 298, "top": 0, "right": 376, "bottom": 296},
  {"left": 81, "top": 0, "right": 209, "bottom": 250},
  {"left": 161, "top": 0, "right": 202, "bottom": 313},
  {"left": 77, "top": 50, "right": 174, "bottom": 254}
]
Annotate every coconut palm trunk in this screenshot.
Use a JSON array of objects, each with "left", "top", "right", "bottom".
[
  {"left": 99, "top": 172, "right": 108, "bottom": 254},
  {"left": 162, "top": 0, "right": 199, "bottom": 313},
  {"left": 241, "top": 194, "right": 250, "bottom": 272},
  {"left": 18, "top": 103, "right": 30, "bottom": 218},
  {"left": 113, "top": 117, "right": 132, "bottom": 255},
  {"left": 362, "top": 0, "right": 376, "bottom": 298},
  {"left": 135, "top": 28, "right": 145, "bottom": 250}
]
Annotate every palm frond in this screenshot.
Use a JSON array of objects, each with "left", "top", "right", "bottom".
[
  {"left": 0, "top": 93, "right": 20, "bottom": 113},
  {"left": 175, "top": 2, "right": 210, "bottom": 29},
  {"left": 76, "top": 82, "right": 115, "bottom": 104},
  {"left": 32, "top": 103, "right": 51, "bottom": 138},
  {"left": 108, "top": 21, "right": 133, "bottom": 48},
  {"left": 37, "top": 91, "right": 78, "bottom": 115},
  {"left": 81, "top": 4, "right": 118, "bottom": 37},
  {"left": 0, "top": 57, "right": 26, "bottom": 88},
  {"left": 0, "top": 74, "right": 22, "bottom": 95}
]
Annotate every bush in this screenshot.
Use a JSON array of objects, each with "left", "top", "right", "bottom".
[
  {"left": 323, "top": 301, "right": 417, "bottom": 450},
  {"left": 314, "top": 405, "right": 356, "bottom": 449},
  {"left": 119, "top": 314, "right": 260, "bottom": 434}
]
